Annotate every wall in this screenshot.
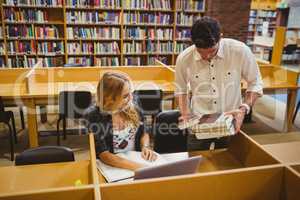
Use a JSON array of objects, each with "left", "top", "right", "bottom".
[{"left": 206, "top": 0, "right": 252, "bottom": 42}]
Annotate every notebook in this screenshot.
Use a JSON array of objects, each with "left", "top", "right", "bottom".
[{"left": 96, "top": 151, "right": 189, "bottom": 183}]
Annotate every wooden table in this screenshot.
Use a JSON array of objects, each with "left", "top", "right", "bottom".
[
  {"left": 263, "top": 141, "right": 300, "bottom": 163},
  {"left": 0, "top": 64, "right": 299, "bottom": 147},
  {"left": 0, "top": 133, "right": 299, "bottom": 200}
]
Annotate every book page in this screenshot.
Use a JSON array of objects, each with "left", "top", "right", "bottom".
[{"left": 96, "top": 151, "right": 189, "bottom": 182}]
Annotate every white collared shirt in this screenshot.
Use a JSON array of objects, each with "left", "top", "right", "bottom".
[{"left": 175, "top": 38, "right": 263, "bottom": 115}]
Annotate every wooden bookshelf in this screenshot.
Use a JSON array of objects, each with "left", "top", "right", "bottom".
[{"left": 0, "top": 0, "right": 206, "bottom": 68}]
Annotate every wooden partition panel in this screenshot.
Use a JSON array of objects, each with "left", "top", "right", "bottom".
[
  {"left": 32, "top": 67, "right": 101, "bottom": 83},
  {"left": 0, "top": 68, "right": 29, "bottom": 97},
  {"left": 30, "top": 66, "right": 173, "bottom": 83},
  {"left": 291, "top": 164, "right": 300, "bottom": 175},
  {"left": 259, "top": 65, "right": 298, "bottom": 89},
  {"left": 100, "top": 166, "right": 287, "bottom": 200},
  {"left": 0, "top": 160, "right": 92, "bottom": 196},
  {"left": 282, "top": 167, "right": 300, "bottom": 200},
  {"left": 1, "top": 186, "right": 95, "bottom": 200},
  {"left": 228, "top": 132, "right": 279, "bottom": 167},
  {"left": 0, "top": 68, "right": 30, "bottom": 83},
  {"left": 189, "top": 132, "right": 279, "bottom": 173}
]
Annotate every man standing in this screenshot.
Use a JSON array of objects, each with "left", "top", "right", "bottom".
[{"left": 175, "top": 17, "right": 263, "bottom": 150}]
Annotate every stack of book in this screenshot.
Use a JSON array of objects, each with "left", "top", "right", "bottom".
[{"left": 178, "top": 113, "right": 235, "bottom": 140}]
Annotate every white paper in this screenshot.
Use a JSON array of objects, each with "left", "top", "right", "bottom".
[{"left": 96, "top": 151, "right": 189, "bottom": 183}]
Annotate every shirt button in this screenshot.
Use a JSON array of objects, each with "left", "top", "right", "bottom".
[
  {"left": 214, "top": 101, "right": 217, "bottom": 104},
  {"left": 228, "top": 72, "right": 231, "bottom": 75},
  {"left": 213, "top": 89, "right": 216, "bottom": 93},
  {"left": 211, "top": 65, "right": 214, "bottom": 68},
  {"left": 212, "top": 77, "right": 215, "bottom": 80},
  {"left": 196, "top": 75, "right": 199, "bottom": 78}
]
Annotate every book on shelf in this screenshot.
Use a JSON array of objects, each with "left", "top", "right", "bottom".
[
  {"left": 176, "top": 12, "right": 199, "bottom": 26},
  {"left": 4, "top": 0, "right": 63, "bottom": 6},
  {"left": 123, "top": 12, "right": 171, "bottom": 24},
  {"left": 67, "top": 27, "right": 120, "bottom": 39},
  {"left": 65, "top": 0, "right": 121, "bottom": 8},
  {"left": 96, "top": 151, "right": 188, "bottom": 183},
  {"left": 6, "top": 25, "right": 34, "bottom": 38},
  {"left": 41, "top": 57, "right": 64, "bottom": 67},
  {"left": 124, "top": 57, "right": 141, "bottom": 65},
  {"left": 176, "top": 29, "right": 191, "bottom": 40},
  {"left": 82, "top": 42, "right": 94, "bottom": 53},
  {"left": 0, "top": 58, "right": 6, "bottom": 68},
  {"left": 37, "top": 41, "right": 64, "bottom": 54},
  {"left": 66, "top": 11, "right": 120, "bottom": 24},
  {"left": 7, "top": 56, "right": 36, "bottom": 68},
  {"left": 148, "top": 56, "right": 168, "bottom": 65},
  {"left": 178, "top": 113, "right": 235, "bottom": 140},
  {"left": 7, "top": 41, "right": 36, "bottom": 54},
  {"left": 123, "top": 0, "right": 171, "bottom": 10},
  {"left": 175, "top": 43, "right": 190, "bottom": 54},
  {"left": 3, "top": 8, "right": 49, "bottom": 22},
  {"left": 124, "top": 27, "right": 146, "bottom": 40},
  {"left": 0, "top": 44, "right": 4, "bottom": 54},
  {"left": 123, "top": 42, "right": 146, "bottom": 54},
  {"left": 35, "top": 26, "right": 60, "bottom": 39},
  {"left": 94, "top": 41, "right": 120, "bottom": 54},
  {"left": 68, "top": 57, "right": 92, "bottom": 66},
  {"left": 176, "top": 0, "right": 204, "bottom": 11},
  {"left": 67, "top": 42, "right": 81, "bottom": 54},
  {"left": 146, "top": 41, "right": 173, "bottom": 54},
  {"left": 95, "top": 57, "right": 119, "bottom": 66},
  {"left": 124, "top": 28, "right": 173, "bottom": 40}
]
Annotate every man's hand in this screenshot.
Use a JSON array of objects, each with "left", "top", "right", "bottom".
[
  {"left": 178, "top": 113, "right": 193, "bottom": 122},
  {"left": 224, "top": 107, "right": 247, "bottom": 133}
]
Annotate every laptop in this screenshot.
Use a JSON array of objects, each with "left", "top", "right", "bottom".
[{"left": 134, "top": 156, "right": 202, "bottom": 180}]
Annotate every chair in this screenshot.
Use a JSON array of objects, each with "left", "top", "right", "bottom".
[
  {"left": 56, "top": 91, "right": 92, "bottom": 145},
  {"left": 0, "top": 97, "right": 18, "bottom": 161},
  {"left": 15, "top": 146, "right": 74, "bottom": 166},
  {"left": 292, "top": 101, "right": 300, "bottom": 123},
  {"left": 153, "top": 110, "right": 188, "bottom": 153},
  {"left": 133, "top": 89, "right": 163, "bottom": 119}
]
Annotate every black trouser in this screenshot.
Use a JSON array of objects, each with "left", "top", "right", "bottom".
[{"left": 187, "top": 134, "right": 231, "bottom": 151}]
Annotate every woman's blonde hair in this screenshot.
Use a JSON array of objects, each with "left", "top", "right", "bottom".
[{"left": 97, "top": 72, "right": 139, "bottom": 127}]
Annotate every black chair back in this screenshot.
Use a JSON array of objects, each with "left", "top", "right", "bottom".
[
  {"left": 0, "top": 96, "right": 4, "bottom": 112},
  {"left": 15, "top": 146, "right": 74, "bottom": 166},
  {"left": 59, "top": 91, "right": 92, "bottom": 119},
  {"left": 153, "top": 110, "right": 188, "bottom": 153},
  {"left": 133, "top": 89, "right": 163, "bottom": 116}
]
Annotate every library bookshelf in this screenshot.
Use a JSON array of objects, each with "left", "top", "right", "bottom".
[
  {"left": 247, "top": 0, "right": 280, "bottom": 45},
  {"left": 0, "top": 0, "right": 206, "bottom": 68}
]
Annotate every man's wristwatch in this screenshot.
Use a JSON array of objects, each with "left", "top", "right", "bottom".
[{"left": 239, "top": 103, "right": 250, "bottom": 115}]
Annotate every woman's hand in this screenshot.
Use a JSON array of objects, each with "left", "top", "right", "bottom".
[{"left": 141, "top": 147, "right": 157, "bottom": 162}]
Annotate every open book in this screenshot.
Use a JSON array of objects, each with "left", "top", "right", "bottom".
[
  {"left": 178, "top": 113, "right": 235, "bottom": 140},
  {"left": 96, "top": 151, "right": 189, "bottom": 183}
]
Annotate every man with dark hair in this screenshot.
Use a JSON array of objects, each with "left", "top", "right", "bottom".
[{"left": 175, "top": 16, "right": 263, "bottom": 150}]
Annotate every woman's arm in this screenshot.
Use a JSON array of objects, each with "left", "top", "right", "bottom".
[
  {"left": 140, "top": 133, "right": 157, "bottom": 161},
  {"left": 99, "top": 151, "right": 145, "bottom": 171}
]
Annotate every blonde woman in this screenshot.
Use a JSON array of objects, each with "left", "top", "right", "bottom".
[{"left": 84, "top": 72, "right": 157, "bottom": 171}]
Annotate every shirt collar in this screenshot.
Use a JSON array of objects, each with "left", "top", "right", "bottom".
[{"left": 193, "top": 39, "right": 225, "bottom": 61}]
